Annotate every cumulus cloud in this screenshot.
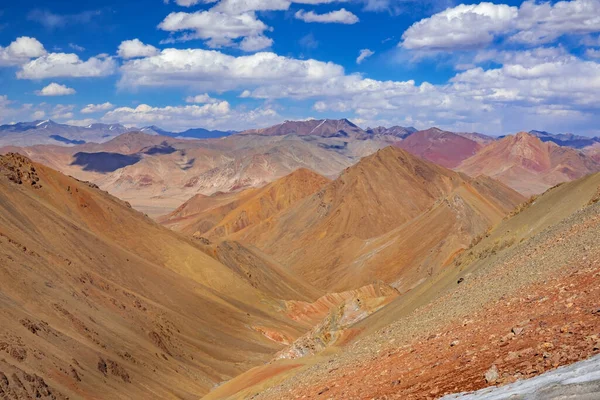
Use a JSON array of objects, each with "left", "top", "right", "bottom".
[
  {"left": 103, "top": 102, "right": 230, "bottom": 124},
  {"left": 17, "top": 53, "right": 116, "bottom": 79},
  {"left": 401, "top": 2, "right": 517, "bottom": 50},
  {"left": 119, "top": 48, "right": 344, "bottom": 90},
  {"left": 117, "top": 39, "right": 159, "bottom": 59},
  {"left": 512, "top": 0, "right": 600, "bottom": 45},
  {"left": 81, "top": 102, "right": 115, "bottom": 114},
  {"left": 356, "top": 48, "right": 374, "bottom": 64},
  {"left": 401, "top": 0, "right": 600, "bottom": 51},
  {"left": 31, "top": 110, "right": 46, "bottom": 120},
  {"left": 0, "top": 37, "right": 47, "bottom": 66},
  {"left": 50, "top": 104, "right": 75, "bottom": 120},
  {"left": 158, "top": 10, "right": 269, "bottom": 48},
  {"left": 586, "top": 48, "right": 600, "bottom": 58},
  {"left": 99, "top": 100, "right": 283, "bottom": 130},
  {"left": 116, "top": 43, "right": 600, "bottom": 132},
  {"left": 35, "top": 82, "right": 76, "bottom": 96},
  {"left": 212, "top": 0, "right": 291, "bottom": 14},
  {"left": 185, "top": 93, "right": 220, "bottom": 103},
  {"left": 240, "top": 35, "right": 273, "bottom": 51},
  {"left": 295, "top": 8, "right": 359, "bottom": 24}
]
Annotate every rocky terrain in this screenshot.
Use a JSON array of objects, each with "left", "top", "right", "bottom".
[
  {"left": 0, "top": 152, "right": 329, "bottom": 399},
  {"left": 2, "top": 120, "right": 600, "bottom": 400},
  {"left": 204, "top": 171, "right": 600, "bottom": 400},
  {"left": 2, "top": 132, "right": 363, "bottom": 217},
  {"left": 5, "top": 121, "right": 599, "bottom": 221},
  {"left": 395, "top": 127, "right": 484, "bottom": 168},
  {"left": 457, "top": 131, "right": 600, "bottom": 196},
  {"left": 159, "top": 168, "right": 330, "bottom": 237},
  {"left": 227, "top": 146, "right": 524, "bottom": 292}
]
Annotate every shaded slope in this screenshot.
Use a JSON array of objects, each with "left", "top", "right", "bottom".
[
  {"left": 0, "top": 153, "right": 313, "bottom": 399},
  {"left": 457, "top": 132, "right": 600, "bottom": 196},
  {"left": 231, "top": 146, "right": 524, "bottom": 291}
]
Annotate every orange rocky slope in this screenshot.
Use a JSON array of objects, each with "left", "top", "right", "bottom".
[
  {"left": 0, "top": 153, "right": 325, "bottom": 399},
  {"left": 159, "top": 168, "right": 331, "bottom": 238},
  {"left": 457, "top": 131, "right": 600, "bottom": 196},
  {"left": 204, "top": 168, "right": 600, "bottom": 400},
  {"left": 229, "top": 146, "right": 525, "bottom": 292}
]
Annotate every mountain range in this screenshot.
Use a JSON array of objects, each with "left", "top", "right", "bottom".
[
  {"left": 0, "top": 120, "right": 236, "bottom": 147},
  {"left": 1, "top": 114, "right": 600, "bottom": 400}
]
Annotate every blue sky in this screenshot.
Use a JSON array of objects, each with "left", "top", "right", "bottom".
[{"left": 1, "top": 0, "right": 600, "bottom": 135}]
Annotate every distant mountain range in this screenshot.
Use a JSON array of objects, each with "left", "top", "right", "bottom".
[
  {"left": 139, "top": 125, "right": 236, "bottom": 139},
  {"left": 2, "top": 118, "right": 600, "bottom": 159},
  {"left": 0, "top": 120, "right": 131, "bottom": 146},
  {"left": 0, "top": 120, "right": 236, "bottom": 147},
  {"left": 527, "top": 130, "right": 600, "bottom": 149}
]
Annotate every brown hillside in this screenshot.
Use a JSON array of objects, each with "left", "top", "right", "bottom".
[
  {"left": 230, "top": 146, "right": 524, "bottom": 291},
  {"left": 396, "top": 127, "right": 483, "bottom": 168},
  {"left": 160, "top": 168, "right": 330, "bottom": 238},
  {"left": 0, "top": 153, "right": 316, "bottom": 399},
  {"left": 204, "top": 168, "right": 600, "bottom": 400},
  {"left": 457, "top": 131, "right": 600, "bottom": 195}
]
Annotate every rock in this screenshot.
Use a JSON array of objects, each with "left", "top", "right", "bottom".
[
  {"left": 457, "top": 278, "right": 464, "bottom": 284},
  {"left": 485, "top": 365, "right": 499, "bottom": 383},
  {"left": 318, "top": 386, "right": 330, "bottom": 395},
  {"left": 450, "top": 340, "right": 460, "bottom": 347},
  {"left": 512, "top": 326, "right": 524, "bottom": 335}
]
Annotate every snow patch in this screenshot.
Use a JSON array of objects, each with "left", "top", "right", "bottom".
[{"left": 442, "top": 354, "right": 600, "bottom": 399}]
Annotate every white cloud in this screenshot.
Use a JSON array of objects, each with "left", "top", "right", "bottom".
[
  {"left": 31, "top": 110, "right": 46, "bottom": 120},
  {"left": 356, "top": 48, "right": 374, "bottom": 64},
  {"left": 158, "top": 10, "right": 270, "bottom": 48},
  {"left": 17, "top": 53, "right": 117, "bottom": 79},
  {"left": 240, "top": 35, "right": 273, "bottom": 51},
  {"left": 119, "top": 48, "right": 344, "bottom": 90},
  {"left": 103, "top": 102, "right": 231, "bottom": 125},
  {"left": 0, "top": 37, "right": 47, "bottom": 66},
  {"left": 512, "top": 0, "right": 600, "bottom": 45},
  {"left": 212, "top": 0, "right": 291, "bottom": 14},
  {"left": 185, "top": 93, "right": 219, "bottom": 103},
  {"left": 166, "top": 0, "right": 217, "bottom": 7},
  {"left": 99, "top": 101, "right": 283, "bottom": 131},
  {"left": 401, "top": 0, "right": 600, "bottom": 51},
  {"left": 117, "top": 39, "right": 159, "bottom": 59},
  {"left": 586, "top": 48, "right": 600, "bottom": 58},
  {"left": 35, "top": 82, "right": 76, "bottom": 96},
  {"left": 401, "top": 2, "right": 517, "bottom": 50},
  {"left": 50, "top": 104, "right": 75, "bottom": 120},
  {"left": 295, "top": 8, "right": 359, "bottom": 24},
  {"left": 81, "top": 102, "right": 115, "bottom": 114},
  {"left": 295, "top": 0, "right": 349, "bottom": 3},
  {"left": 69, "top": 43, "right": 85, "bottom": 52}
]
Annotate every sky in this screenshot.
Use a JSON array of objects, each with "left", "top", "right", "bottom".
[{"left": 1, "top": 0, "right": 600, "bottom": 135}]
